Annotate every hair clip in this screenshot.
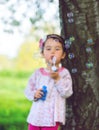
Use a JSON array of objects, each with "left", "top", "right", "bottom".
[{"left": 39, "top": 36, "right": 47, "bottom": 50}]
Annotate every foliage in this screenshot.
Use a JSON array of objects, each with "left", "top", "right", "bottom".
[
  {"left": 15, "top": 41, "right": 46, "bottom": 71},
  {"left": 0, "top": 69, "right": 32, "bottom": 78},
  {"left": 0, "top": 70, "right": 32, "bottom": 130},
  {"left": 0, "top": 55, "right": 14, "bottom": 70},
  {"left": 0, "top": 0, "right": 59, "bottom": 35}
]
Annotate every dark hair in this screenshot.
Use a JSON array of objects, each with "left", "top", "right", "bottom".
[{"left": 41, "top": 34, "right": 66, "bottom": 53}]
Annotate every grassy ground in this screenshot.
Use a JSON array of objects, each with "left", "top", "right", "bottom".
[{"left": 0, "top": 70, "right": 32, "bottom": 130}]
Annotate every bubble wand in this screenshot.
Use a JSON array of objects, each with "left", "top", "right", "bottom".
[{"left": 51, "top": 56, "right": 58, "bottom": 72}]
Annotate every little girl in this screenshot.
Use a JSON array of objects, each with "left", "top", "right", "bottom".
[{"left": 24, "top": 34, "right": 73, "bottom": 130}]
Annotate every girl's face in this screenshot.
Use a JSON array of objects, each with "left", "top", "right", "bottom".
[{"left": 42, "top": 38, "right": 66, "bottom": 65}]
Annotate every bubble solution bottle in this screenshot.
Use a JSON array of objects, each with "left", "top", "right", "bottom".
[{"left": 40, "top": 86, "right": 47, "bottom": 101}]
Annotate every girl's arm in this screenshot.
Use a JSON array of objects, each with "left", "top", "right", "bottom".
[
  {"left": 54, "top": 69, "right": 73, "bottom": 98},
  {"left": 24, "top": 72, "right": 37, "bottom": 101}
]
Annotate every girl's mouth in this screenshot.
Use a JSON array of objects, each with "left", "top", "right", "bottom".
[{"left": 51, "top": 56, "right": 54, "bottom": 59}]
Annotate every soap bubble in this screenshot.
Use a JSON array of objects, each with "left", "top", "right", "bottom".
[
  {"left": 68, "top": 53, "right": 75, "bottom": 59},
  {"left": 71, "top": 68, "right": 77, "bottom": 73},
  {"left": 65, "top": 39, "right": 72, "bottom": 45},
  {"left": 67, "top": 12, "right": 74, "bottom": 17},
  {"left": 69, "top": 36, "right": 75, "bottom": 42},
  {"left": 86, "top": 62, "right": 93, "bottom": 69},
  {"left": 86, "top": 47, "right": 92, "bottom": 53},
  {"left": 68, "top": 18, "right": 74, "bottom": 23},
  {"left": 87, "top": 38, "right": 94, "bottom": 45},
  {"left": 65, "top": 43, "right": 71, "bottom": 49},
  {"left": 65, "top": 40, "right": 72, "bottom": 49}
]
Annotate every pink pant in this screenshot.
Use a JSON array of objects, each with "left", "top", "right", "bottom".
[{"left": 28, "top": 123, "right": 60, "bottom": 130}]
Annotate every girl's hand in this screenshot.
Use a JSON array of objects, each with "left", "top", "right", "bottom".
[
  {"left": 50, "top": 69, "right": 60, "bottom": 81},
  {"left": 47, "top": 57, "right": 60, "bottom": 82},
  {"left": 34, "top": 89, "right": 43, "bottom": 99}
]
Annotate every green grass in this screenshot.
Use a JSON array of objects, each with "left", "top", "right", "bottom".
[{"left": 0, "top": 70, "right": 32, "bottom": 130}]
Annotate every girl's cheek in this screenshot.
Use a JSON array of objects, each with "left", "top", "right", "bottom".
[{"left": 44, "top": 54, "right": 50, "bottom": 61}]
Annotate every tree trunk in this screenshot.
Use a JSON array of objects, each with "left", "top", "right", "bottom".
[{"left": 59, "top": 0, "right": 99, "bottom": 130}]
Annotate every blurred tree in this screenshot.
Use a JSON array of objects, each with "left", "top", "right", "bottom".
[
  {"left": 16, "top": 41, "right": 46, "bottom": 71},
  {"left": 0, "top": 0, "right": 60, "bottom": 70},
  {"left": 0, "top": 55, "right": 14, "bottom": 70},
  {"left": 59, "top": 0, "right": 99, "bottom": 130},
  {"left": 0, "top": 0, "right": 60, "bottom": 36}
]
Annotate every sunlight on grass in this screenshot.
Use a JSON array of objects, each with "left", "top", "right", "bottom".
[{"left": 0, "top": 70, "right": 32, "bottom": 130}]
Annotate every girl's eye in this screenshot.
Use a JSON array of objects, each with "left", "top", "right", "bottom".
[
  {"left": 56, "top": 48, "right": 61, "bottom": 50},
  {"left": 56, "top": 48, "right": 59, "bottom": 50},
  {"left": 46, "top": 48, "right": 51, "bottom": 51}
]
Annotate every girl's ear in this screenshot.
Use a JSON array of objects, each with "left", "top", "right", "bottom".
[{"left": 62, "top": 52, "right": 66, "bottom": 59}]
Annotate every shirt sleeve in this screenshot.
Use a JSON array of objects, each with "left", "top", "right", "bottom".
[
  {"left": 55, "top": 68, "right": 73, "bottom": 98},
  {"left": 24, "top": 70, "right": 38, "bottom": 101}
]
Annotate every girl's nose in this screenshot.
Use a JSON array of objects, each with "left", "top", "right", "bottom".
[{"left": 51, "top": 48, "right": 55, "bottom": 54}]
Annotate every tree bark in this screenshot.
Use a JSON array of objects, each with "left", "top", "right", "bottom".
[{"left": 59, "top": 0, "right": 99, "bottom": 130}]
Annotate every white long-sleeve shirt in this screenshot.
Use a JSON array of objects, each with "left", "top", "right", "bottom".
[{"left": 24, "top": 67, "right": 73, "bottom": 126}]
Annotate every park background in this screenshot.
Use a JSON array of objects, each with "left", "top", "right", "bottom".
[
  {"left": 0, "top": 0, "right": 60, "bottom": 130},
  {"left": 0, "top": 0, "right": 99, "bottom": 130}
]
